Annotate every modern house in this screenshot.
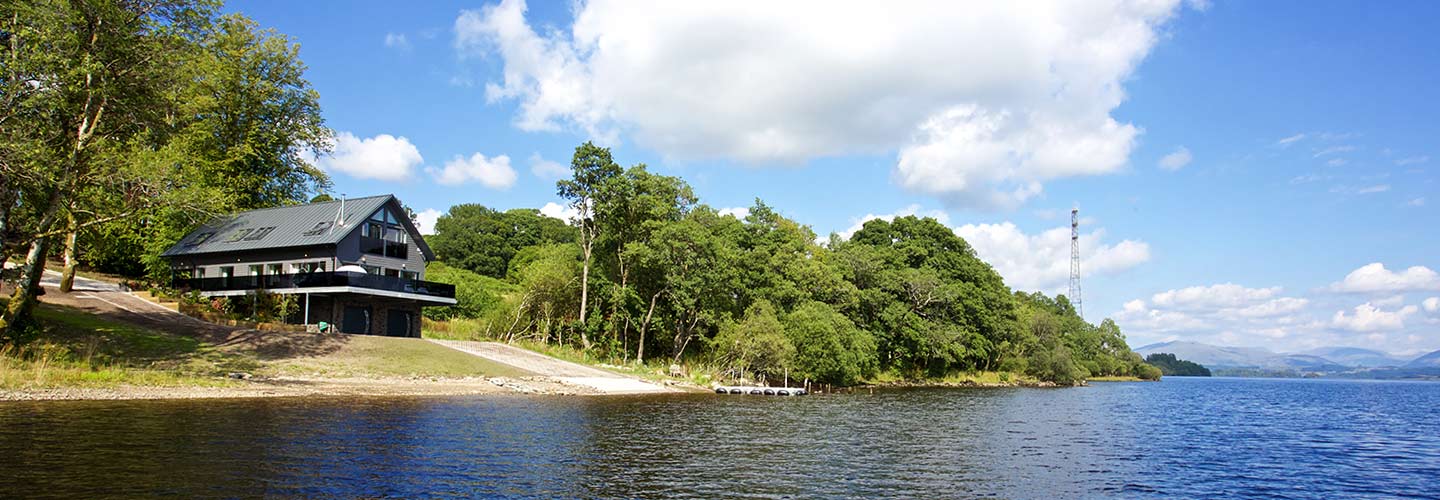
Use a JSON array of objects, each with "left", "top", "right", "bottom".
[{"left": 161, "top": 194, "right": 456, "bottom": 337}]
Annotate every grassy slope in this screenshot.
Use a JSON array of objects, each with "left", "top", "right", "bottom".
[
  {"left": 263, "top": 335, "right": 528, "bottom": 378},
  {"left": 2, "top": 300, "right": 526, "bottom": 390}
]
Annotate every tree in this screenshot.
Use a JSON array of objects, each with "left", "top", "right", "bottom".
[
  {"left": 429, "top": 204, "right": 574, "bottom": 278},
  {"left": 0, "top": 0, "right": 218, "bottom": 340},
  {"left": 709, "top": 300, "right": 793, "bottom": 382},
  {"left": 87, "top": 12, "right": 332, "bottom": 283},
  {"left": 509, "top": 244, "right": 580, "bottom": 344},
  {"left": 593, "top": 165, "right": 695, "bottom": 361},
  {"left": 555, "top": 142, "right": 622, "bottom": 349},
  {"left": 783, "top": 301, "right": 876, "bottom": 385}
]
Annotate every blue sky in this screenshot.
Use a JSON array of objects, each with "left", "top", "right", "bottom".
[{"left": 228, "top": 0, "right": 1439, "bottom": 355}]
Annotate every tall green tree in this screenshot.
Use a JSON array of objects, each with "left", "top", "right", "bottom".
[
  {"left": 556, "top": 142, "right": 622, "bottom": 349},
  {"left": 0, "top": 0, "right": 216, "bottom": 340},
  {"left": 593, "top": 165, "right": 695, "bottom": 360}
]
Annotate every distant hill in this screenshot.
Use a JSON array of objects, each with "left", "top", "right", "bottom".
[
  {"left": 1134, "top": 341, "right": 1277, "bottom": 368},
  {"left": 1135, "top": 341, "right": 1437, "bottom": 380},
  {"left": 1405, "top": 349, "right": 1440, "bottom": 368},
  {"left": 1300, "top": 347, "right": 1404, "bottom": 368}
]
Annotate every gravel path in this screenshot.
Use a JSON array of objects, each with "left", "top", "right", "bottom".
[{"left": 427, "top": 340, "right": 678, "bottom": 394}]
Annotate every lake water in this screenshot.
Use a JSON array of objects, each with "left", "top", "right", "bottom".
[{"left": 2, "top": 377, "right": 1438, "bottom": 498}]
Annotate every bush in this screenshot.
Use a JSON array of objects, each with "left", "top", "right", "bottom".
[
  {"left": 1134, "top": 362, "right": 1163, "bottom": 381},
  {"left": 782, "top": 301, "right": 877, "bottom": 385},
  {"left": 423, "top": 262, "right": 518, "bottom": 320},
  {"left": 1027, "top": 344, "right": 1089, "bottom": 384}
]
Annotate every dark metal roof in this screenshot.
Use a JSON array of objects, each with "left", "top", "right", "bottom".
[{"left": 160, "top": 194, "right": 435, "bottom": 260}]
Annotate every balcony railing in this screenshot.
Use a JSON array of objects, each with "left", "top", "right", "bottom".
[{"left": 175, "top": 271, "right": 455, "bottom": 299}]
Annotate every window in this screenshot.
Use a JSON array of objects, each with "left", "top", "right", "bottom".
[
  {"left": 266, "top": 263, "right": 283, "bottom": 275},
  {"left": 185, "top": 232, "right": 215, "bottom": 247},
  {"left": 223, "top": 229, "right": 254, "bottom": 243},
  {"left": 196, "top": 268, "right": 206, "bottom": 279},
  {"left": 220, "top": 266, "right": 233, "bottom": 287},
  {"left": 385, "top": 268, "right": 400, "bottom": 278},
  {"left": 298, "top": 261, "right": 327, "bottom": 273},
  {"left": 400, "top": 271, "right": 419, "bottom": 281},
  {"left": 302, "top": 221, "right": 332, "bottom": 236},
  {"left": 248, "top": 265, "right": 262, "bottom": 286},
  {"left": 365, "top": 222, "right": 383, "bottom": 239},
  {"left": 385, "top": 209, "right": 399, "bottom": 224},
  {"left": 243, "top": 227, "right": 276, "bottom": 241}
]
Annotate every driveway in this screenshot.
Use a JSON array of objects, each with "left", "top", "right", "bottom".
[{"left": 428, "top": 339, "right": 679, "bottom": 394}]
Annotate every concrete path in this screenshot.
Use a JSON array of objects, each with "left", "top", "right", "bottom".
[
  {"left": 35, "top": 269, "right": 196, "bottom": 318},
  {"left": 428, "top": 339, "right": 677, "bottom": 394},
  {"left": 38, "top": 269, "right": 125, "bottom": 292}
]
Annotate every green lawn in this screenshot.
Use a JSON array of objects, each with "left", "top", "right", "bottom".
[
  {"left": 2, "top": 299, "right": 528, "bottom": 390},
  {"left": 263, "top": 335, "right": 529, "bottom": 378},
  {"left": 2, "top": 301, "right": 245, "bottom": 390}
]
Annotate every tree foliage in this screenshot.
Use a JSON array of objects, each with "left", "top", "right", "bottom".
[
  {"left": 1145, "top": 353, "right": 1211, "bottom": 377},
  {"left": 424, "top": 142, "right": 1155, "bottom": 386},
  {"left": 429, "top": 205, "right": 574, "bottom": 278}
]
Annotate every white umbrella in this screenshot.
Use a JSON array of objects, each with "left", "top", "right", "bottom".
[{"left": 335, "top": 264, "right": 367, "bottom": 274}]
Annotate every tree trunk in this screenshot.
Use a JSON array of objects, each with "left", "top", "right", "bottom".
[
  {"left": 637, "top": 289, "right": 662, "bottom": 364},
  {"left": 577, "top": 237, "right": 592, "bottom": 349},
  {"left": 0, "top": 188, "right": 12, "bottom": 271},
  {"left": 58, "top": 219, "right": 78, "bottom": 293},
  {"left": 0, "top": 183, "right": 67, "bottom": 340},
  {"left": 0, "top": 236, "right": 52, "bottom": 338}
]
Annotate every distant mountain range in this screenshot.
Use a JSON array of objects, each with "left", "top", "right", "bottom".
[{"left": 1134, "top": 341, "right": 1440, "bottom": 379}]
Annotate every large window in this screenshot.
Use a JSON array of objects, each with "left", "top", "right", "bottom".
[
  {"left": 266, "top": 263, "right": 283, "bottom": 275},
  {"left": 361, "top": 207, "right": 408, "bottom": 260}
]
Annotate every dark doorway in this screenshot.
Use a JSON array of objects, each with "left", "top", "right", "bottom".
[
  {"left": 387, "top": 309, "right": 415, "bottom": 337},
  {"left": 342, "top": 306, "right": 371, "bottom": 334}
]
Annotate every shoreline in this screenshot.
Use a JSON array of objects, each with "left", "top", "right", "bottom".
[{"left": 0, "top": 374, "right": 652, "bottom": 402}]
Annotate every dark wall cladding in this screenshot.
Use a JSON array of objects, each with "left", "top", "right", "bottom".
[{"left": 175, "top": 272, "right": 456, "bottom": 300}]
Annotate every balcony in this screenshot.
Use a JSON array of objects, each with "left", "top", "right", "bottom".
[{"left": 175, "top": 271, "right": 455, "bottom": 300}]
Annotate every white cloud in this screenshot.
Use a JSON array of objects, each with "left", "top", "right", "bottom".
[
  {"left": 384, "top": 33, "right": 410, "bottom": 50},
  {"left": 1408, "top": 197, "right": 1425, "bottom": 207},
  {"left": 1332, "top": 302, "right": 1419, "bottom": 332},
  {"left": 1395, "top": 155, "right": 1429, "bottom": 166},
  {"left": 835, "top": 204, "right": 951, "bottom": 240},
  {"left": 1289, "top": 173, "right": 1331, "bottom": 184},
  {"left": 1424, "top": 297, "right": 1439, "bottom": 313},
  {"left": 529, "top": 153, "right": 569, "bottom": 179},
  {"left": 954, "top": 221, "right": 1150, "bottom": 293},
  {"left": 1372, "top": 295, "right": 1407, "bottom": 308},
  {"left": 456, "top": 0, "right": 1183, "bottom": 209},
  {"left": 717, "top": 207, "right": 751, "bottom": 219},
  {"left": 1329, "top": 263, "right": 1440, "bottom": 293},
  {"left": 1151, "top": 283, "right": 1281, "bottom": 310},
  {"left": 1158, "top": 146, "right": 1192, "bottom": 171},
  {"left": 1275, "top": 133, "right": 1306, "bottom": 147},
  {"left": 315, "top": 132, "right": 424, "bottom": 181},
  {"left": 1325, "top": 158, "right": 1347, "bottom": 167},
  {"left": 1314, "top": 145, "right": 1356, "bottom": 157},
  {"left": 539, "top": 201, "right": 579, "bottom": 223},
  {"left": 430, "top": 152, "right": 518, "bottom": 188},
  {"left": 413, "top": 208, "right": 442, "bottom": 235},
  {"left": 1115, "top": 283, "right": 1318, "bottom": 349},
  {"left": 1356, "top": 184, "right": 1390, "bottom": 194}
]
